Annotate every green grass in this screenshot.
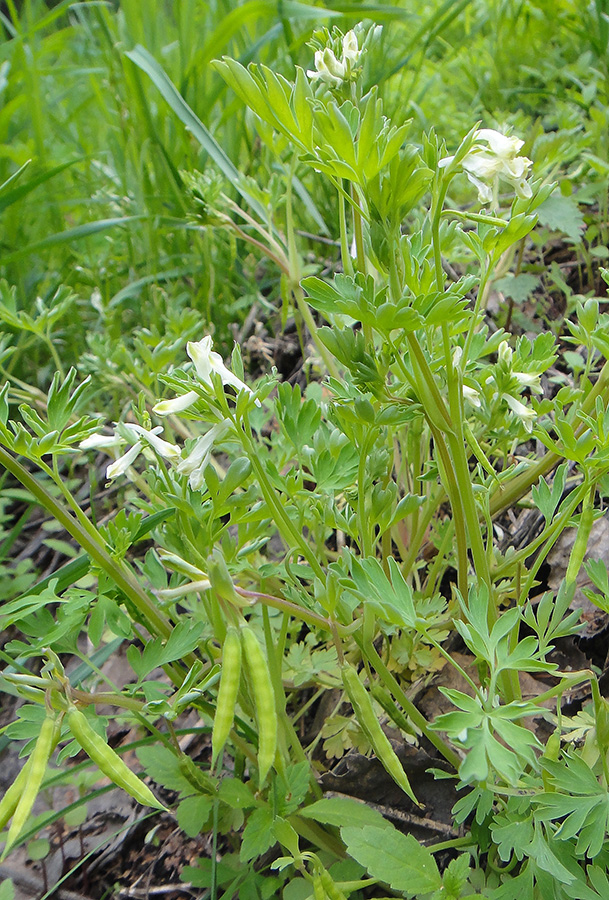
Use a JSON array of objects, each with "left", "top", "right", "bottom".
[{"left": 0, "top": 0, "right": 602, "bottom": 387}]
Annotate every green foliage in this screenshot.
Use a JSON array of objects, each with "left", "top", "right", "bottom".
[{"left": 2, "top": 2, "right": 609, "bottom": 898}]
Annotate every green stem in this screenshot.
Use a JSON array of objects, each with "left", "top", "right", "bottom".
[
  {"left": 357, "top": 431, "right": 375, "bottom": 556},
  {"left": 235, "top": 587, "right": 332, "bottom": 631},
  {"left": 238, "top": 413, "right": 325, "bottom": 581},
  {"left": 431, "top": 181, "right": 449, "bottom": 292},
  {"left": 405, "top": 334, "right": 453, "bottom": 432},
  {"left": 399, "top": 487, "right": 445, "bottom": 579},
  {"left": 362, "top": 639, "right": 461, "bottom": 770},
  {"left": 442, "top": 209, "right": 507, "bottom": 228},
  {"left": 461, "top": 263, "right": 490, "bottom": 369},
  {"left": 352, "top": 183, "right": 366, "bottom": 278},
  {"left": 517, "top": 481, "right": 590, "bottom": 605},
  {"left": 432, "top": 428, "right": 469, "bottom": 598},
  {"left": 338, "top": 182, "right": 354, "bottom": 278},
  {"left": 429, "top": 836, "right": 474, "bottom": 853},
  {"left": 293, "top": 285, "right": 340, "bottom": 379},
  {"left": 493, "top": 485, "right": 586, "bottom": 580}
]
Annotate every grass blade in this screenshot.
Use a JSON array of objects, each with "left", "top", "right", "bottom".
[
  {"left": 0, "top": 216, "right": 142, "bottom": 264},
  {"left": 125, "top": 44, "right": 268, "bottom": 221}
]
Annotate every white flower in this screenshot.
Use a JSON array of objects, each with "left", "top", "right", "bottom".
[
  {"left": 439, "top": 128, "right": 532, "bottom": 203},
  {"left": 126, "top": 424, "right": 181, "bottom": 463},
  {"left": 307, "top": 31, "right": 360, "bottom": 88},
  {"left": 463, "top": 385, "right": 481, "bottom": 407},
  {"left": 513, "top": 371, "right": 542, "bottom": 392},
  {"left": 157, "top": 579, "right": 212, "bottom": 600},
  {"left": 504, "top": 394, "right": 536, "bottom": 432},
  {"left": 106, "top": 442, "right": 143, "bottom": 480},
  {"left": 80, "top": 432, "right": 123, "bottom": 451},
  {"left": 498, "top": 340, "right": 513, "bottom": 365},
  {"left": 187, "top": 336, "right": 253, "bottom": 396},
  {"left": 177, "top": 420, "right": 231, "bottom": 491},
  {"left": 82, "top": 423, "right": 181, "bottom": 481},
  {"left": 153, "top": 391, "right": 200, "bottom": 416},
  {"left": 153, "top": 336, "right": 259, "bottom": 416},
  {"left": 342, "top": 30, "right": 360, "bottom": 65},
  {"left": 307, "top": 48, "right": 345, "bottom": 87}
]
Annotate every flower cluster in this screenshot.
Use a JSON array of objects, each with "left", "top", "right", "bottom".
[
  {"left": 307, "top": 30, "right": 360, "bottom": 88},
  {"left": 440, "top": 128, "right": 532, "bottom": 204},
  {"left": 80, "top": 423, "right": 181, "bottom": 480},
  {"left": 81, "top": 336, "right": 254, "bottom": 487}
]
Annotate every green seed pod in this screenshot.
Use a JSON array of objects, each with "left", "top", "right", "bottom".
[
  {"left": 342, "top": 664, "right": 419, "bottom": 806},
  {"left": 67, "top": 707, "right": 166, "bottom": 811},
  {"left": 241, "top": 627, "right": 277, "bottom": 787},
  {"left": 566, "top": 498, "right": 595, "bottom": 586},
  {"left": 178, "top": 754, "right": 216, "bottom": 795},
  {"left": 318, "top": 868, "right": 348, "bottom": 900},
  {"left": 0, "top": 755, "right": 34, "bottom": 833},
  {"left": 211, "top": 626, "right": 242, "bottom": 770},
  {"left": 313, "top": 873, "right": 326, "bottom": 900},
  {"left": 2, "top": 714, "right": 57, "bottom": 858}
]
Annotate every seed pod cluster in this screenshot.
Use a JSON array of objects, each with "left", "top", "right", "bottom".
[
  {"left": 211, "top": 625, "right": 278, "bottom": 786},
  {"left": 341, "top": 663, "right": 419, "bottom": 806},
  {"left": 67, "top": 706, "right": 166, "bottom": 810}
]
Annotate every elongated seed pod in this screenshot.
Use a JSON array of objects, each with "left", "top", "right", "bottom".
[
  {"left": 371, "top": 684, "right": 416, "bottom": 736},
  {"left": 313, "top": 873, "right": 326, "bottom": 900},
  {"left": 2, "top": 715, "right": 56, "bottom": 858},
  {"left": 67, "top": 707, "right": 166, "bottom": 810},
  {"left": 241, "top": 627, "right": 277, "bottom": 787},
  {"left": 0, "top": 755, "right": 34, "bottom": 833},
  {"left": 318, "top": 869, "right": 348, "bottom": 900},
  {"left": 341, "top": 664, "right": 419, "bottom": 806},
  {"left": 566, "top": 497, "right": 595, "bottom": 586},
  {"left": 178, "top": 754, "right": 216, "bottom": 794},
  {"left": 211, "top": 626, "right": 242, "bottom": 769}
]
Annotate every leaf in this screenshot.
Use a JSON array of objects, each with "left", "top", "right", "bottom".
[
  {"left": 491, "top": 807, "right": 534, "bottom": 862},
  {"left": 299, "top": 797, "right": 388, "bottom": 830},
  {"left": 136, "top": 745, "right": 193, "bottom": 795},
  {"left": 0, "top": 880, "right": 14, "bottom": 900},
  {"left": 128, "top": 621, "right": 205, "bottom": 679},
  {"left": 177, "top": 795, "right": 213, "bottom": 838},
  {"left": 531, "top": 463, "right": 567, "bottom": 523},
  {"left": 537, "top": 193, "right": 585, "bottom": 242},
  {"left": 182, "top": 856, "right": 243, "bottom": 889},
  {"left": 239, "top": 807, "right": 276, "bottom": 862},
  {"left": 0, "top": 158, "right": 79, "bottom": 214},
  {"left": 218, "top": 777, "right": 257, "bottom": 810},
  {"left": 494, "top": 273, "right": 540, "bottom": 304},
  {"left": 527, "top": 824, "right": 576, "bottom": 884},
  {"left": 341, "top": 824, "right": 442, "bottom": 896},
  {"left": 277, "top": 762, "right": 310, "bottom": 817}
]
